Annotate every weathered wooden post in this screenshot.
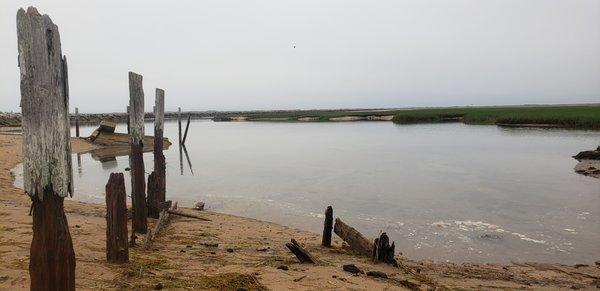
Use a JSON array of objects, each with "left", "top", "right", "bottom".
[
  {"left": 74, "top": 107, "right": 80, "bottom": 137},
  {"left": 178, "top": 107, "right": 182, "bottom": 145},
  {"left": 182, "top": 114, "right": 191, "bottom": 145},
  {"left": 105, "top": 173, "right": 129, "bottom": 263},
  {"left": 147, "top": 88, "right": 165, "bottom": 218},
  {"left": 17, "top": 7, "right": 75, "bottom": 290},
  {"left": 128, "top": 72, "right": 147, "bottom": 234},
  {"left": 322, "top": 206, "right": 333, "bottom": 247}
]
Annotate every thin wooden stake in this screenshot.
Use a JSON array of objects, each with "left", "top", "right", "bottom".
[
  {"left": 178, "top": 107, "right": 182, "bottom": 145},
  {"left": 17, "top": 7, "right": 75, "bottom": 290},
  {"left": 128, "top": 71, "right": 147, "bottom": 234},
  {"left": 322, "top": 206, "right": 333, "bottom": 247},
  {"left": 105, "top": 173, "right": 129, "bottom": 263},
  {"left": 182, "top": 114, "right": 191, "bottom": 145}
]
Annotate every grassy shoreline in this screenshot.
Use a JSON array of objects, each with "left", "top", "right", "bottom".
[{"left": 214, "top": 104, "right": 600, "bottom": 129}]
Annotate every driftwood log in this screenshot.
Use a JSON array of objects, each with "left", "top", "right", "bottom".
[
  {"left": 286, "top": 239, "right": 317, "bottom": 264},
  {"left": 333, "top": 218, "right": 373, "bottom": 257},
  {"left": 105, "top": 173, "right": 129, "bottom": 263},
  {"left": 322, "top": 206, "right": 333, "bottom": 247},
  {"left": 143, "top": 202, "right": 177, "bottom": 250},
  {"left": 372, "top": 232, "right": 398, "bottom": 266},
  {"left": 129, "top": 72, "right": 147, "bottom": 234},
  {"left": 17, "top": 6, "right": 76, "bottom": 290},
  {"left": 167, "top": 209, "right": 211, "bottom": 221}
]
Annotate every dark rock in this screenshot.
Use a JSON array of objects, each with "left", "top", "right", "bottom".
[
  {"left": 186, "top": 245, "right": 192, "bottom": 248},
  {"left": 226, "top": 248, "right": 234, "bottom": 253},
  {"left": 366, "top": 271, "right": 388, "bottom": 278},
  {"left": 154, "top": 282, "right": 163, "bottom": 290},
  {"left": 277, "top": 264, "right": 289, "bottom": 271},
  {"left": 74, "top": 225, "right": 81, "bottom": 228},
  {"left": 595, "top": 261, "right": 600, "bottom": 267},
  {"left": 479, "top": 233, "right": 503, "bottom": 240},
  {"left": 124, "top": 167, "right": 131, "bottom": 171},
  {"left": 570, "top": 283, "right": 584, "bottom": 290},
  {"left": 332, "top": 275, "right": 337, "bottom": 278},
  {"left": 194, "top": 201, "right": 205, "bottom": 211},
  {"left": 343, "top": 264, "right": 362, "bottom": 274},
  {"left": 236, "top": 288, "right": 247, "bottom": 291},
  {"left": 573, "top": 264, "right": 588, "bottom": 268},
  {"left": 573, "top": 150, "right": 600, "bottom": 161}
]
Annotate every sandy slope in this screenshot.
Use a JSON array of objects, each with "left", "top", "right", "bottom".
[{"left": 0, "top": 134, "right": 598, "bottom": 290}]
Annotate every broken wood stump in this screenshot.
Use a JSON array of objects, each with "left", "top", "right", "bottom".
[
  {"left": 105, "top": 173, "right": 129, "bottom": 263},
  {"left": 129, "top": 71, "right": 147, "bottom": 234},
  {"left": 17, "top": 6, "right": 75, "bottom": 290},
  {"left": 372, "top": 232, "right": 398, "bottom": 266},
  {"left": 99, "top": 120, "right": 116, "bottom": 133},
  {"left": 322, "top": 206, "right": 333, "bottom": 247},
  {"left": 333, "top": 218, "right": 373, "bottom": 257},
  {"left": 286, "top": 239, "right": 317, "bottom": 264}
]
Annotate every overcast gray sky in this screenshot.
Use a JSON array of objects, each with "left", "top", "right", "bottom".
[{"left": 1, "top": 0, "right": 599, "bottom": 113}]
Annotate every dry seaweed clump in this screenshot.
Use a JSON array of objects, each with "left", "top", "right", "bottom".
[{"left": 112, "top": 254, "right": 265, "bottom": 290}]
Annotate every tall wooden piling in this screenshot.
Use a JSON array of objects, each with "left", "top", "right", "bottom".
[
  {"left": 322, "top": 206, "right": 333, "bottom": 247},
  {"left": 147, "top": 88, "right": 166, "bottom": 218},
  {"left": 17, "top": 7, "right": 75, "bottom": 290},
  {"left": 128, "top": 72, "right": 147, "bottom": 234},
  {"left": 105, "top": 173, "right": 129, "bottom": 263},
  {"left": 75, "top": 107, "right": 80, "bottom": 137}
]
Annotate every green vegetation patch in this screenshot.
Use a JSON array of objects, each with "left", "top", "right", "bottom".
[{"left": 391, "top": 105, "right": 600, "bottom": 129}]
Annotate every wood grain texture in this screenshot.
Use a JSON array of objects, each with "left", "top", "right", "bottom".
[
  {"left": 105, "top": 173, "right": 129, "bottom": 263},
  {"left": 128, "top": 72, "right": 144, "bottom": 145},
  {"left": 17, "top": 6, "right": 73, "bottom": 200}
]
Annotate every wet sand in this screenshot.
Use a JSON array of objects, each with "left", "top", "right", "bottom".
[{"left": 1, "top": 134, "right": 598, "bottom": 290}]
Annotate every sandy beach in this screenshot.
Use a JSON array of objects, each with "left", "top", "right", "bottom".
[{"left": 1, "top": 134, "right": 599, "bottom": 290}]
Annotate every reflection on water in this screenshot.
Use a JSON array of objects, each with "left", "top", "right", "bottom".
[{"left": 13, "top": 121, "right": 600, "bottom": 264}]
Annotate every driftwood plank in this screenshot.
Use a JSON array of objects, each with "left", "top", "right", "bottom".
[
  {"left": 129, "top": 72, "right": 147, "bottom": 234},
  {"left": 143, "top": 202, "right": 177, "bottom": 250},
  {"left": 333, "top": 218, "right": 373, "bottom": 257},
  {"left": 17, "top": 6, "right": 75, "bottom": 290},
  {"left": 286, "top": 239, "right": 317, "bottom": 264},
  {"left": 105, "top": 173, "right": 129, "bottom": 263},
  {"left": 167, "top": 209, "right": 211, "bottom": 221},
  {"left": 322, "top": 206, "right": 333, "bottom": 247}
]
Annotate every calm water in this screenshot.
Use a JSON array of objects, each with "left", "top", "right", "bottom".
[{"left": 14, "top": 120, "right": 600, "bottom": 264}]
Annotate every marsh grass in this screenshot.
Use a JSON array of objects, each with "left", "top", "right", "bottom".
[{"left": 391, "top": 105, "right": 600, "bottom": 129}]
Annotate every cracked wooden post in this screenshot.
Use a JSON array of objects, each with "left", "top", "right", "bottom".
[
  {"left": 75, "top": 107, "right": 79, "bottom": 137},
  {"left": 147, "top": 89, "right": 165, "bottom": 218},
  {"left": 17, "top": 7, "right": 75, "bottom": 290},
  {"left": 105, "top": 173, "right": 129, "bottom": 263},
  {"left": 129, "top": 72, "right": 147, "bottom": 234},
  {"left": 322, "top": 206, "right": 333, "bottom": 247}
]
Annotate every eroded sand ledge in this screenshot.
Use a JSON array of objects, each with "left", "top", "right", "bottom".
[{"left": 1, "top": 134, "right": 599, "bottom": 290}]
